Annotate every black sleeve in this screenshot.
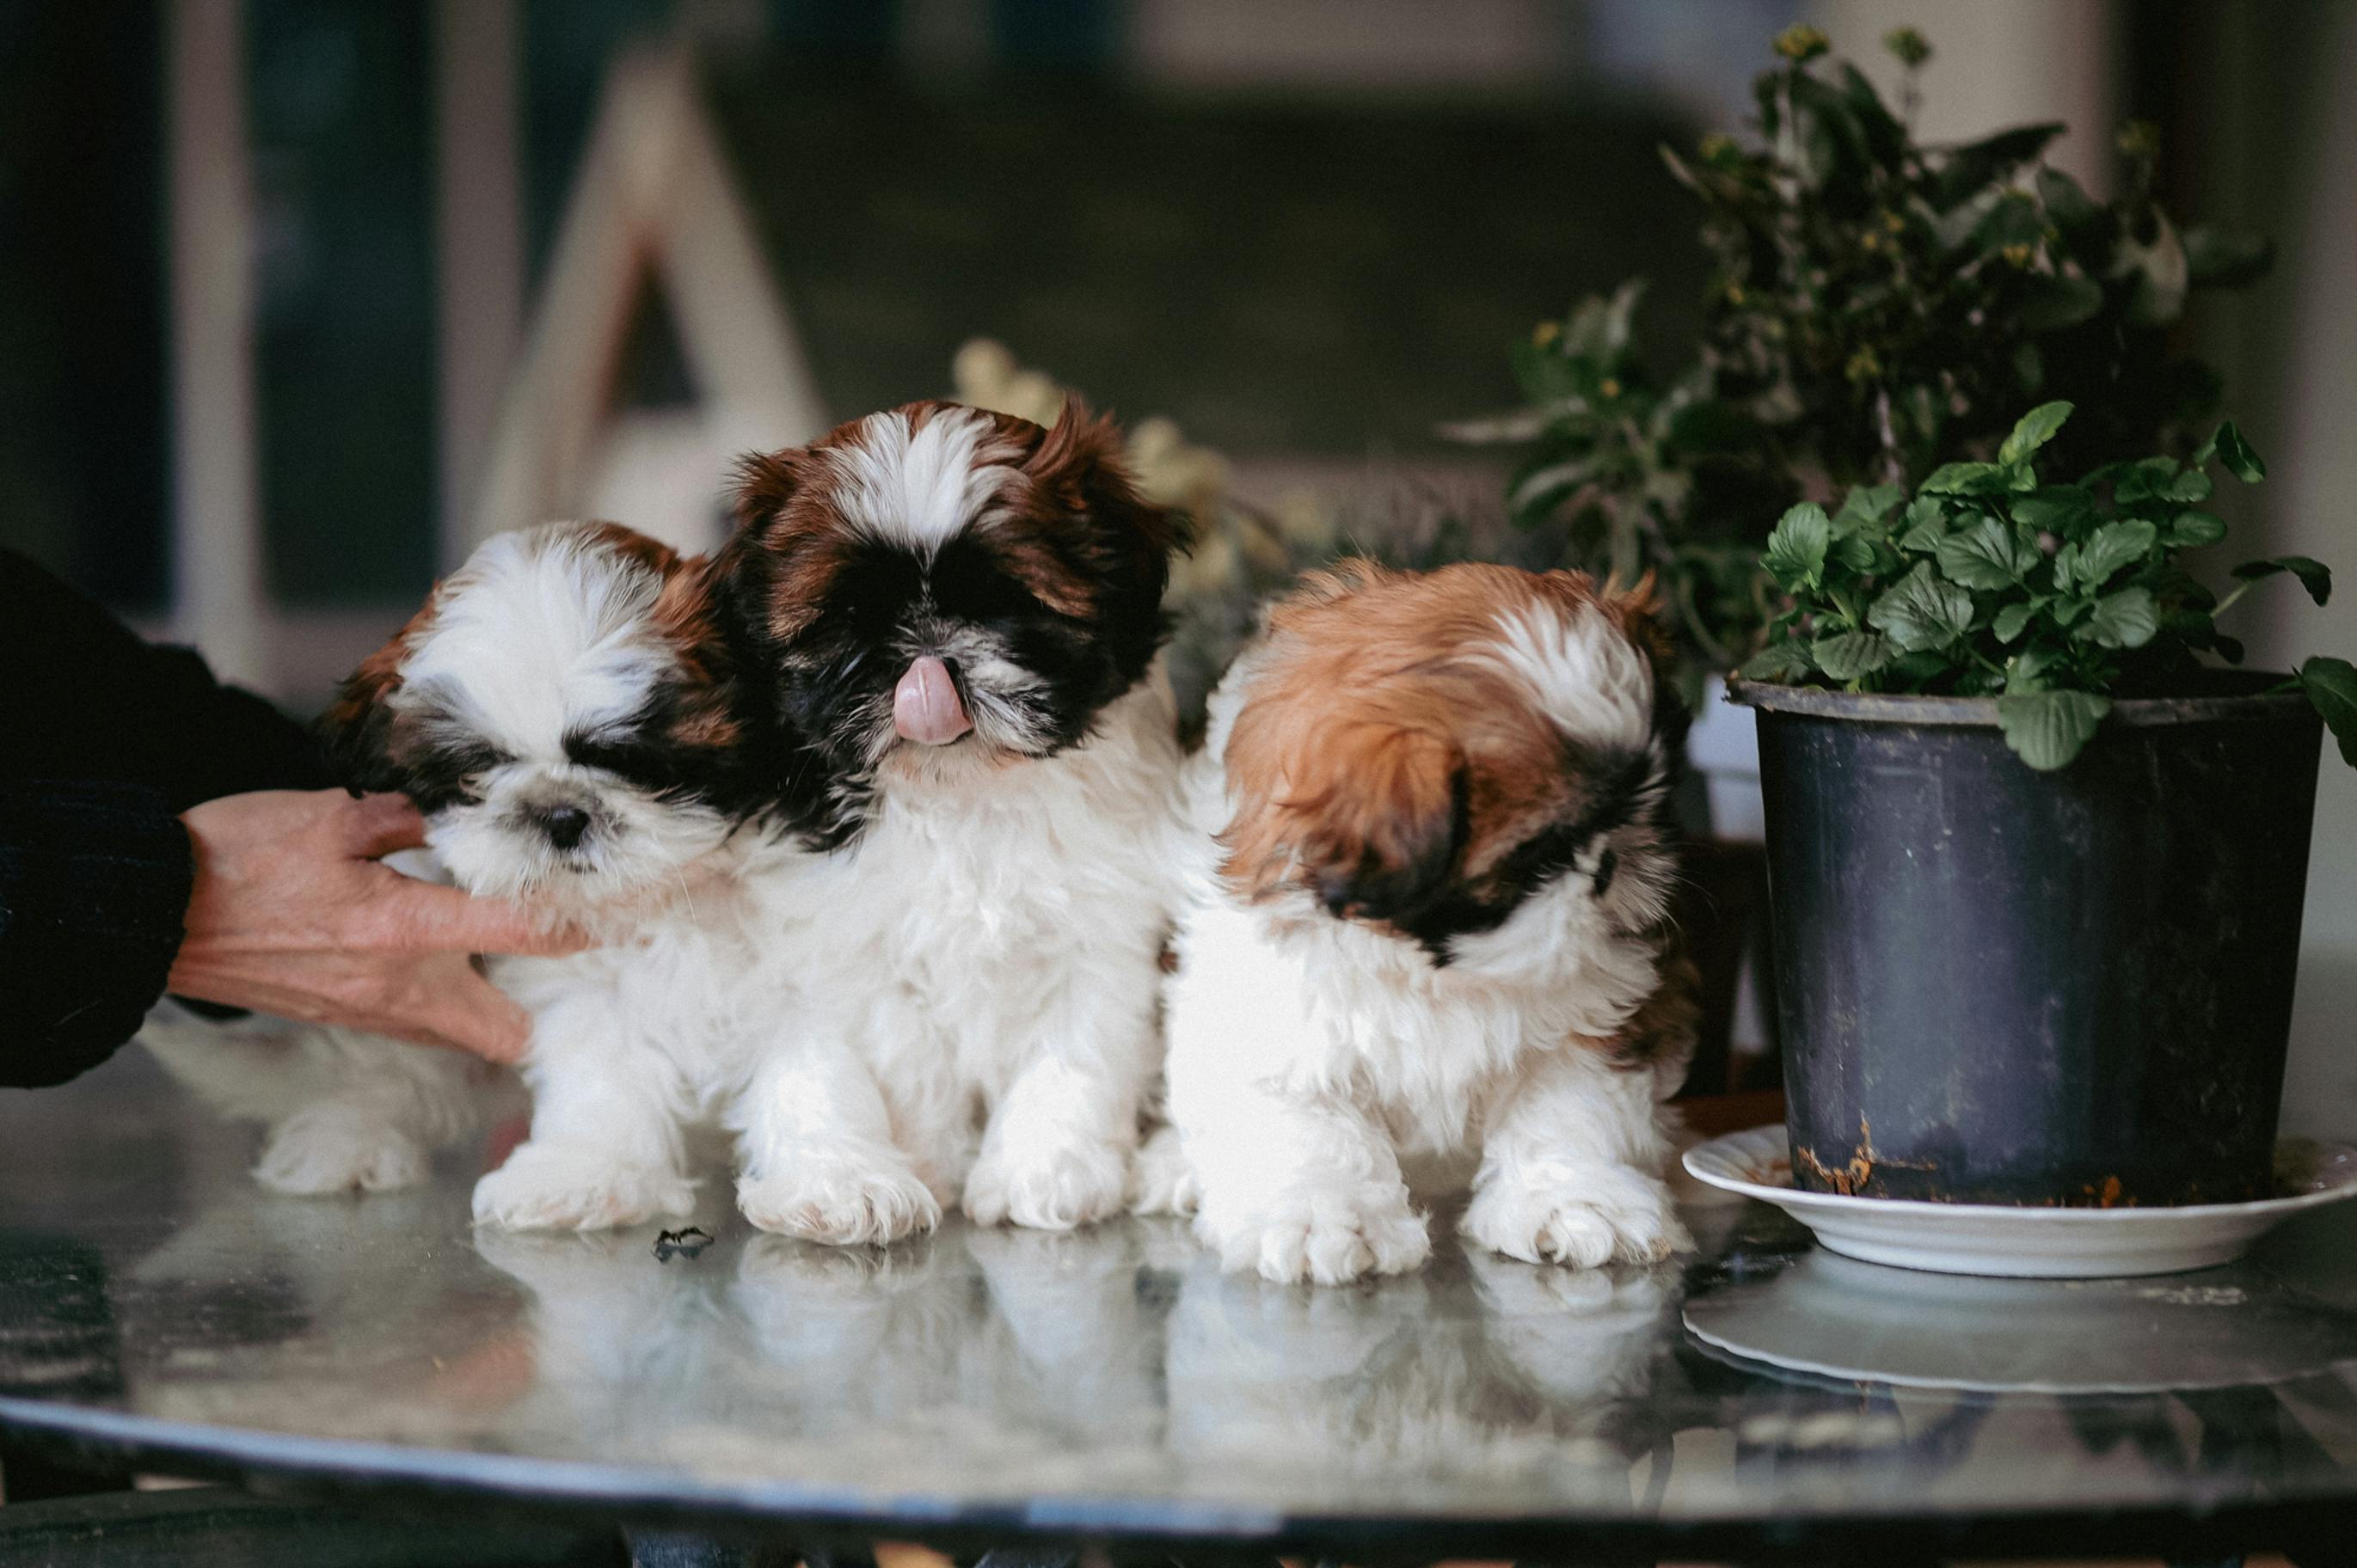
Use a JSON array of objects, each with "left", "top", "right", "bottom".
[
  {"left": 0, "top": 548, "right": 335, "bottom": 1087},
  {"left": 0, "top": 782, "right": 194, "bottom": 1087},
  {"left": 0, "top": 548, "right": 333, "bottom": 810}
]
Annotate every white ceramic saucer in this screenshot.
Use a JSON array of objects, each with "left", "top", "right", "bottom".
[{"left": 1681, "top": 1125, "right": 2357, "bottom": 1278}]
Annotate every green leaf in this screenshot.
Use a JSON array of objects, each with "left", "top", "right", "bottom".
[
  {"left": 1992, "top": 601, "right": 2039, "bottom": 644},
  {"left": 1507, "top": 457, "right": 1593, "bottom": 518},
  {"left": 1921, "top": 461, "right": 2007, "bottom": 495},
  {"left": 1832, "top": 533, "right": 1878, "bottom": 572},
  {"left": 1897, "top": 496, "right": 1950, "bottom": 553},
  {"left": 2075, "top": 519, "right": 2161, "bottom": 587},
  {"left": 1868, "top": 561, "right": 1976, "bottom": 652},
  {"left": 2012, "top": 486, "right": 2095, "bottom": 535},
  {"left": 2182, "top": 226, "right": 2275, "bottom": 289},
  {"left": 1933, "top": 122, "right": 2065, "bottom": 208},
  {"left": 2007, "top": 645, "right": 2060, "bottom": 693},
  {"left": 1507, "top": 337, "right": 1582, "bottom": 404},
  {"left": 1937, "top": 515, "right": 2026, "bottom": 589},
  {"left": 2231, "top": 556, "right": 2332, "bottom": 605},
  {"left": 1833, "top": 483, "right": 1906, "bottom": 533},
  {"left": 2299, "top": 656, "right": 2357, "bottom": 768},
  {"left": 1761, "top": 503, "right": 1833, "bottom": 591},
  {"left": 2035, "top": 167, "right": 2100, "bottom": 234},
  {"left": 1998, "top": 689, "right": 2113, "bottom": 771},
  {"left": 2165, "top": 510, "right": 2228, "bottom": 548},
  {"left": 2113, "top": 457, "right": 2182, "bottom": 505},
  {"left": 2165, "top": 468, "right": 2215, "bottom": 503},
  {"left": 1813, "top": 630, "right": 1894, "bottom": 682},
  {"left": 2016, "top": 273, "right": 2106, "bottom": 332},
  {"left": 2083, "top": 585, "right": 2159, "bottom": 648},
  {"left": 2215, "top": 420, "right": 2268, "bottom": 483},
  {"left": 1971, "top": 191, "right": 2048, "bottom": 254},
  {"left": 1881, "top": 650, "right": 1947, "bottom": 685},
  {"left": 1740, "top": 640, "right": 1815, "bottom": 683},
  {"left": 1997, "top": 401, "right": 2073, "bottom": 467}
]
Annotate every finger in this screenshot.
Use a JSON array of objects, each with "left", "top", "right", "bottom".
[
  {"left": 413, "top": 967, "right": 536, "bottom": 1064},
  {"left": 371, "top": 879, "right": 594, "bottom": 957},
  {"left": 342, "top": 793, "right": 432, "bottom": 859}
]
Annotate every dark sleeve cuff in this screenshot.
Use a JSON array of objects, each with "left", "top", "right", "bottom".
[{"left": 0, "top": 781, "right": 194, "bottom": 1088}]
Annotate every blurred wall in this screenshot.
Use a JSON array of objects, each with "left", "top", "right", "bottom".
[
  {"left": 2187, "top": 1, "right": 2357, "bottom": 1134},
  {"left": 1815, "top": 0, "right": 2118, "bottom": 191}
]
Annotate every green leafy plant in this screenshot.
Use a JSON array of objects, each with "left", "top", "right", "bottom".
[
  {"left": 1449, "top": 27, "right": 2270, "bottom": 684},
  {"left": 1740, "top": 401, "right": 2357, "bottom": 771}
]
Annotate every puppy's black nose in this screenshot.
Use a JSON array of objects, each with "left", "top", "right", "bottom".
[{"left": 535, "top": 805, "right": 591, "bottom": 849}]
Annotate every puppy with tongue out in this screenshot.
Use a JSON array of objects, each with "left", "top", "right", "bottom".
[
  {"left": 893, "top": 655, "right": 972, "bottom": 747},
  {"left": 714, "top": 400, "right": 1187, "bottom": 1245}
]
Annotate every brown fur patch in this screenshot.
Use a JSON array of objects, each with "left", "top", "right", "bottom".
[
  {"left": 1222, "top": 559, "right": 1628, "bottom": 906},
  {"left": 317, "top": 587, "right": 449, "bottom": 776},
  {"left": 644, "top": 550, "right": 745, "bottom": 754},
  {"left": 721, "top": 399, "right": 1183, "bottom": 640},
  {"left": 1216, "top": 556, "right": 1678, "bottom": 962}
]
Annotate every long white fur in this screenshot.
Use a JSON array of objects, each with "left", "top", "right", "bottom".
[
  {"left": 1147, "top": 599, "right": 1691, "bottom": 1285},
  {"left": 731, "top": 668, "right": 1182, "bottom": 1244},
  {"left": 145, "top": 525, "right": 800, "bottom": 1223},
  {"left": 825, "top": 404, "right": 1019, "bottom": 554}
]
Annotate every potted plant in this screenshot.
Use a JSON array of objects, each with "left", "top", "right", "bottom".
[
  {"left": 1448, "top": 24, "right": 2270, "bottom": 805},
  {"left": 1731, "top": 401, "right": 2357, "bottom": 1206}
]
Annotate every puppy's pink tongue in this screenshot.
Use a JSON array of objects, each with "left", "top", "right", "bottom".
[{"left": 893, "top": 655, "right": 971, "bottom": 744}]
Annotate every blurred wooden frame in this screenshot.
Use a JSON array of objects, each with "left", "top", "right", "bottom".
[{"left": 462, "top": 46, "right": 827, "bottom": 562}]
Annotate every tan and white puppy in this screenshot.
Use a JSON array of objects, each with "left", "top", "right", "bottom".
[
  {"left": 713, "top": 400, "right": 1187, "bottom": 1245},
  {"left": 1142, "top": 560, "right": 1697, "bottom": 1284}
]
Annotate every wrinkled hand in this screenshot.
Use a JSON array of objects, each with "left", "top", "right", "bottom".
[{"left": 167, "top": 790, "right": 589, "bottom": 1063}]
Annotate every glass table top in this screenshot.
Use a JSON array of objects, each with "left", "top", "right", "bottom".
[{"left": 6, "top": 1051, "right": 2357, "bottom": 1553}]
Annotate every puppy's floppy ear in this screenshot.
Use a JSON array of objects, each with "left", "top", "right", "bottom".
[
  {"left": 317, "top": 618, "right": 425, "bottom": 797},
  {"left": 718, "top": 447, "right": 837, "bottom": 646},
  {"left": 728, "top": 448, "right": 806, "bottom": 536},
  {"left": 1024, "top": 398, "right": 1189, "bottom": 587},
  {"left": 1220, "top": 698, "right": 1468, "bottom": 928}
]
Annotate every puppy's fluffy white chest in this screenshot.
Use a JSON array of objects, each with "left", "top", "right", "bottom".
[
  {"left": 497, "top": 846, "right": 795, "bottom": 1119},
  {"left": 769, "top": 673, "right": 1181, "bottom": 1106}
]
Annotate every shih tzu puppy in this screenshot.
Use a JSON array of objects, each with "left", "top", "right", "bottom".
[
  {"left": 711, "top": 399, "right": 1186, "bottom": 1245},
  {"left": 150, "top": 520, "right": 819, "bottom": 1222},
  {"left": 1139, "top": 560, "right": 1697, "bottom": 1284}
]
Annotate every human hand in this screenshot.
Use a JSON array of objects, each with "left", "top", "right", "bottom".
[{"left": 166, "top": 790, "right": 589, "bottom": 1063}]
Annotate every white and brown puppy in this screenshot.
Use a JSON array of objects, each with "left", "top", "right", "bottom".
[
  {"left": 1141, "top": 560, "right": 1697, "bottom": 1284},
  {"left": 150, "top": 520, "right": 826, "bottom": 1223},
  {"left": 713, "top": 399, "right": 1186, "bottom": 1245}
]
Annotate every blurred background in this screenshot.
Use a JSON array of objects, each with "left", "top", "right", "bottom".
[{"left": 3, "top": 0, "right": 2353, "bottom": 1116}]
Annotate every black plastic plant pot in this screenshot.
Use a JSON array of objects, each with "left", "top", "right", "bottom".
[{"left": 1729, "top": 674, "right": 2323, "bottom": 1207}]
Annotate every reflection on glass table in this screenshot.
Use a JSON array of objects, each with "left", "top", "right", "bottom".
[{"left": 4, "top": 1051, "right": 2357, "bottom": 1564}]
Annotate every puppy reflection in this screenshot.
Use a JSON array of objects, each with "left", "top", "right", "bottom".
[
  {"left": 468, "top": 1221, "right": 1161, "bottom": 1477},
  {"left": 1163, "top": 1240, "right": 1676, "bottom": 1491}
]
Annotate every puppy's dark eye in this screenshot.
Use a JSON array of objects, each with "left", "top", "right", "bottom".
[
  {"left": 433, "top": 737, "right": 512, "bottom": 780},
  {"left": 565, "top": 732, "right": 641, "bottom": 775},
  {"left": 931, "top": 536, "right": 1055, "bottom": 623}
]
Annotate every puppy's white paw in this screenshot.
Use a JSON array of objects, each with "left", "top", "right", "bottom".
[
  {"left": 470, "top": 1143, "right": 696, "bottom": 1231},
  {"left": 739, "top": 1160, "right": 940, "bottom": 1246},
  {"left": 964, "top": 1136, "right": 1128, "bottom": 1231},
  {"left": 1200, "top": 1185, "right": 1431, "bottom": 1285},
  {"left": 1461, "top": 1165, "right": 1694, "bottom": 1268},
  {"left": 1127, "top": 1126, "right": 1201, "bottom": 1217},
  {"left": 255, "top": 1105, "right": 431, "bottom": 1195}
]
